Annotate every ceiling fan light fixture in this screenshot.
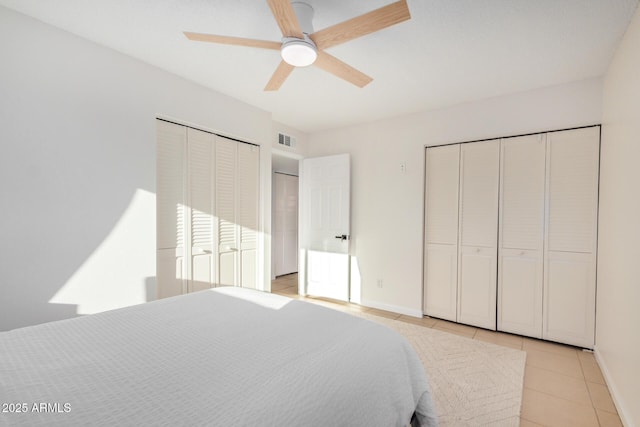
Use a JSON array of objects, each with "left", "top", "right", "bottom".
[{"left": 281, "top": 37, "right": 317, "bottom": 67}]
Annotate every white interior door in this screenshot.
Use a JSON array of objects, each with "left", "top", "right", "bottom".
[
  {"left": 457, "top": 140, "right": 500, "bottom": 330},
  {"left": 498, "top": 134, "right": 546, "bottom": 337},
  {"left": 423, "top": 144, "right": 460, "bottom": 321},
  {"left": 299, "top": 154, "right": 350, "bottom": 301}
]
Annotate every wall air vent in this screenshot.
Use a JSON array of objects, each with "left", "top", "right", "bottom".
[{"left": 278, "top": 132, "right": 296, "bottom": 148}]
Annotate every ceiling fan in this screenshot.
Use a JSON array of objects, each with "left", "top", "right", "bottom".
[{"left": 184, "top": 0, "right": 411, "bottom": 91}]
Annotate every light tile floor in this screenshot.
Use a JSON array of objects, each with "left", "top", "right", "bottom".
[{"left": 271, "top": 273, "right": 622, "bottom": 427}]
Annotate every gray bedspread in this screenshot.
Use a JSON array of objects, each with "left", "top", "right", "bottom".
[{"left": 0, "top": 287, "right": 436, "bottom": 426}]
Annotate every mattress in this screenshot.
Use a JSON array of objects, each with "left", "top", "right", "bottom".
[{"left": 0, "top": 287, "right": 436, "bottom": 426}]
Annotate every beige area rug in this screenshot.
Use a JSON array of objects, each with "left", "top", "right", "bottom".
[{"left": 358, "top": 313, "right": 526, "bottom": 426}]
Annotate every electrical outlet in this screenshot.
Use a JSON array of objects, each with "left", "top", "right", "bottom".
[
  {"left": 376, "top": 279, "right": 383, "bottom": 288},
  {"left": 400, "top": 162, "right": 407, "bottom": 173}
]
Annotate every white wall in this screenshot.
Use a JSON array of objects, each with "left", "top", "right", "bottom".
[
  {"left": 307, "top": 78, "right": 603, "bottom": 316},
  {"left": 597, "top": 5, "right": 640, "bottom": 426},
  {"left": 0, "top": 6, "right": 274, "bottom": 330},
  {"left": 272, "top": 120, "right": 309, "bottom": 159}
]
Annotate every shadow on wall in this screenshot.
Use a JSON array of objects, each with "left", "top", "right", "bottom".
[
  {"left": 0, "top": 184, "right": 152, "bottom": 331},
  {"left": 0, "top": 117, "right": 156, "bottom": 331}
]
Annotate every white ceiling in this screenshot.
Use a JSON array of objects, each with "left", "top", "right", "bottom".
[{"left": 1, "top": 0, "right": 637, "bottom": 133}]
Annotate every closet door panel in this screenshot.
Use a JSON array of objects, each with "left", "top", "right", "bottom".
[
  {"left": 423, "top": 144, "right": 459, "bottom": 320},
  {"left": 424, "top": 245, "right": 458, "bottom": 321},
  {"left": 156, "top": 121, "right": 187, "bottom": 298},
  {"left": 425, "top": 145, "right": 460, "bottom": 244},
  {"left": 547, "top": 128, "right": 600, "bottom": 254},
  {"left": 544, "top": 252, "right": 595, "bottom": 347},
  {"left": 458, "top": 246, "right": 497, "bottom": 329},
  {"left": 216, "top": 137, "right": 238, "bottom": 286},
  {"left": 457, "top": 140, "right": 499, "bottom": 329},
  {"left": 500, "top": 135, "right": 546, "bottom": 250},
  {"left": 498, "top": 135, "right": 545, "bottom": 337},
  {"left": 219, "top": 252, "right": 237, "bottom": 286},
  {"left": 187, "top": 128, "right": 216, "bottom": 292},
  {"left": 238, "top": 143, "right": 259, "bottom": 289},
  {"left": 157, "top": 250, "right": 185, "bottom": 299},
  {"left": 458, "top": 141, "right": 500, "bottom": 248},
  {"left": 499, "top": 249, "right": 541, "bottom": 336},
  {"left": 544, "top": 127, "right": 599, "bottom": 348}
]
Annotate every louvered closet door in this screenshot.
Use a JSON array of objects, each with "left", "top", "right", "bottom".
[
  {"left": 544, "top": 127, "right": 599, "bottom": 348},
  {"left": 238, "top": 143, "right": 259, "bottom": 289},
  {"left": 187, "top": 128, "right": 216, "bottom": 292},
  {"left": 498, "top": 135, "right": 546, "bottom": 337},
  {"left": 216, "top": 137, "right": 239, "bottom": 287},
  {"left": 156, "top": 121, "right": 187, "bottom": 298},
  {"left": 458, "top": 140, "right": 500, "bottom": 330},
  {"left": 423, "top": 144, "right": 460, "bottom": 321}
]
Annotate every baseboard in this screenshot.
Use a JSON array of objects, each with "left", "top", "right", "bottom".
[
  {"left": 360, "top": 299, "right": 423, "bottom": 318},
  {"left": 594, "top": 346, "right": 634, "bottom": 427}
]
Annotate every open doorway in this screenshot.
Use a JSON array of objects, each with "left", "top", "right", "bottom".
[{"left": 272, "top": 151, "right": 300, "bottom": 279}]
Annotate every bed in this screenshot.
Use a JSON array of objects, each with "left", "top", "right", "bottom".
[{"left": 0, "top": 287, "right": 437, "bottom": 426}]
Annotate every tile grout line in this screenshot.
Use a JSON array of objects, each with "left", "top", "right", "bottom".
[{"left": 522, "top": 386, "right": 600, "bottom": 411}]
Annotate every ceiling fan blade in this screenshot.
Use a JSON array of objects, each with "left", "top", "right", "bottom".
[
  {"left": 267, "top": 0, "right": 304, "bottom": 38},
  {"left": 264, "top": 61, "right": 295, "bottom": 91},
  {"left": 313, "top": 51, "right": 373, "bottom": 88},
  {"left": 310, "top": 0, "right": 411, "bottom": 50},
  {"left": 184, "top": 32, "right": 281, "bottom": 50}
]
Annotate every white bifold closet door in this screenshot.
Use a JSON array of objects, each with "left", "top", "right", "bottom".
[
  {"left": 457, "top": 140, "right": 500, "bottom": 330},
  {"left": 237, "top": 142, "right": 260, "bottom": 290},
  {"left": 157, "top": 121, "right": 187, "bottom": 298},
  {"left": 216, "top": 137, "right": 260, "bottom": 289},
  {"left": 543, "top": 127, "right": 599, "bottom": 348},
  {"left": 424, "top": 126, "right": 599, "bottom": 346},
  {"left": 423, "top": 145, "right": 460, "bottom": 322},
  {"left": 498, "top": 134, "right": 546, "bottom": 337},
  {"left": 157, "top": 120, "right": 259, "bottom": 297},
  {"left": 187, "top": 128, "right": 216, "bottom": 293}
]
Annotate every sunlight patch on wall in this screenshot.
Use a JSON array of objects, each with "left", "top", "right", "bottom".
[{"left": 49, "top": 189, "right": 156, "bottom": 314}]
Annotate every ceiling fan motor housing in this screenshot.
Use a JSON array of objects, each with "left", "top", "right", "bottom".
[{"left": 291, "top": 2, "right": 314, "bottom": 34}]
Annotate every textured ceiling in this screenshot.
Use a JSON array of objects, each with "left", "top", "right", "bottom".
[{"left": 0, "top": 0, "right": 637, "bottom": 133}]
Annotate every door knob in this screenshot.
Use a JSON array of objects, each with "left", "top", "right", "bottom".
[{"left": 334, "top": 234, "right": 349, "bottom": 241}]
